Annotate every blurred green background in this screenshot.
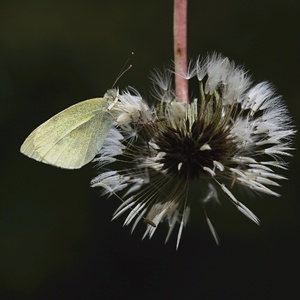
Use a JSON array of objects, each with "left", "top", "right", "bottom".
[{"left": 1, "top": 0, "right": 299, "bottom": 299}]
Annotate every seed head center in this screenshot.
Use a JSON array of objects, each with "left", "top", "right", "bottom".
[{"left": 153, "top": 118, "right": 235, "bottom": 181}]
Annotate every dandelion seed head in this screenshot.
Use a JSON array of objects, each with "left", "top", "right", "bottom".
[{"left": 92, "top": 53, "right": 295, "bottom": 248}]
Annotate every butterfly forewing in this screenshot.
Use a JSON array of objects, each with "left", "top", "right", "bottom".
[{"left": 20, "top": 97, "right": 114, "bottom": 169}]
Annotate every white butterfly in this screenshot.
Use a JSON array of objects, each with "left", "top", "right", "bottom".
[{"left": 20, "top": 90, "right": 118, "bottom": 169}]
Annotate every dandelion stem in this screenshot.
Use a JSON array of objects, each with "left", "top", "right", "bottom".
[{"left": 173, "top": 0, "right": 188, "bottom": 103}]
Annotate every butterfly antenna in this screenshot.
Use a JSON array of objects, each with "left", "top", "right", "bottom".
[{"left": 112, "top": 52, "right": 134, "bottom": 87}]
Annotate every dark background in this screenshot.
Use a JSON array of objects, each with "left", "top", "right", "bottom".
[{"left": 1, "top": 0, "right": 299, "bottom": 299}]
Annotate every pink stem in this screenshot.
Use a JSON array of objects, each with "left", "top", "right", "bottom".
[{"left": 173, "top": 0, "right": 188, "bottom": 103}]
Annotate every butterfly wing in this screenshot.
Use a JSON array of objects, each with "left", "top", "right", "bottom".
[{"left": 20, "top": 97, "right": 113, "bottom": 169}]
